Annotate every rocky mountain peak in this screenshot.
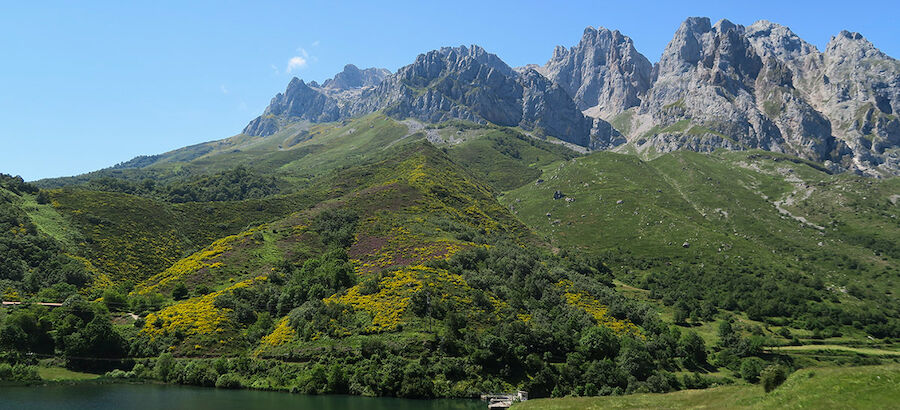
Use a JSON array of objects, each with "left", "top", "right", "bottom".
[
  {"left": 825, "top": 30, "right": 887, "bottom": 62},
  {"left": 745, "top": 20, "right": 820, "bottom": 66},
  {"left": 657, "top": 17, "right": 713, "bottom": 74},
  {"left": 542, "top": 25, "right": 652, "bottom": 118},
  {"left": 712, "top": 18, "right": 738, "bottom": 34},
  {"left": 322, "top": 64, "right": 391, "bottom": 90}
]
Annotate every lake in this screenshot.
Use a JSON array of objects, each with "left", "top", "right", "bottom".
[{"left": 0, "top": 383, "right": 485, "bottom": 410}]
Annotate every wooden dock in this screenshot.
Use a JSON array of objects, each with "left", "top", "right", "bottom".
[{"left": 480, "top": 391, "right": 528, "bottom": 409}]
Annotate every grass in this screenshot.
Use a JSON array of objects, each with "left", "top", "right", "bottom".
[
  {"left": 610, "top": 109, "right": 635, "bottom": 136},
  {"left": 36, "top": 366, "right": 99, "bottom": 381},
  {"left": 440, "top": 127, "right": 579, "bottom": 191},
  {"left": 514, "top": 364, "right": 900, "bottom": 409},
  {"left": 769, "top": 345, "right": 900, "bottom": 357},
  {"left": 18, "top": 193, "right": 83, "bottom": 248}
]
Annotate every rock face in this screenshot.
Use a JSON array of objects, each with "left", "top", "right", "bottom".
[
  {"left": 816, "top": 31, "right": 900, "bottom": 173},
  {"left": 243, "top": 20, "right": 900, "bottom": 175},
  {"left": 243, "top": 78, "right": 343, "bottom": 136},
  {"left": 539, "top": 17, "right": 899, "bottom": 175},
  {"left": 245, "top": 45, "right": 604, "bottom": 146},
  {"left": 636, "top": 18, "right": 828, "bottom": 161},
  {"left": 322, "top": 64, "right": 390, "bottom": 90},
  {"left": 542, "top": 27, "right": 653, "bottom": 118}
]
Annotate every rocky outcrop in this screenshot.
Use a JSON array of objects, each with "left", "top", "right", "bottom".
[
  {"left": 542, "top": 27, "right": 653, "bottom": 118},
  {"left": 243, "top": 78, "right": 343, "bottom": 136},
  {"left": 816, "top": 31, "right": 900, "bottom": 173},
  {"left": 322, "top": 64, "right": 390, "bottom": 90}
]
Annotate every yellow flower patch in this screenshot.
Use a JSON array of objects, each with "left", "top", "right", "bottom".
[
  {"left": 2, "top": 287, "right": 20, "bottom": 302},
  {"left": 557, "top": 280, "right": 643, "bottom": 339},
  {"left": 260, "top": 317, "right": 295, "bottom": 346},
  {"left": 141, "top": 276, "right": 265, "bottom": 339},
  {"left": 134, "top": 230, "right": 254, "bottom": 295},
  {"left": 325, "top": 265, "right": 481, "bottom": 333}
]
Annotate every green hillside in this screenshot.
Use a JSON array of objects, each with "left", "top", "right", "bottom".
[
  {"left": 2, "top": 114, "right": 899, "bottom": 404},
  {"left": 501, "top": 150, "right": 899, "bottom": 342}
]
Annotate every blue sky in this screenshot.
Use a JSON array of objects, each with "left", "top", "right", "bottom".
[{"left": 2, "top": 0, "right": 898, "bottom": 180}]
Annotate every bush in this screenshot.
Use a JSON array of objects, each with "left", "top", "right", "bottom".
[
  {"left": 172, "top": 283, "right": 189, "bottom": 301},
  {"left": 216, "top": 373, "right": 243, "bottom": 389},
  {"left": 105, "top": 369, "right": 132, "bottom": 379},
  {"left": 760, "top": 365, "right": 787, "bottom": 392},
  {"left": 155, "top": 353, "right": 175, "bottom": 381},
  {"left": 0, "top": 363, "right": 40, "bottom": 382},
  {"left": 739, "top": 357, "right": 766, "bottom": 383}
]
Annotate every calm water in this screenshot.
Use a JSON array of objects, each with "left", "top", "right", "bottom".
[{"left": 0, "top": 383, "right": 485, "bottom": 410}]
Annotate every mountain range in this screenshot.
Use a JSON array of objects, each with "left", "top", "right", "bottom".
[
  {"left": 243, "top": 17, "right": 900, "bottom": 176},
  {"left": 2, "top": 15, "right": 898, "bottom": 401}
]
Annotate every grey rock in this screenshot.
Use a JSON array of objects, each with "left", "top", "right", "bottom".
[
  {"left": 542, "top": 27, "right": 653, "bottom": 118},
  {"left": 322, "top": 64, "right": 391, "bottom": 90},
  {"left": 243, "top": 78, "right": 342, "bottom": 136}
]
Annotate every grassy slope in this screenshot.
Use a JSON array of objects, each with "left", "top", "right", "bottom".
[
  {"left": 47, "top": 188, "right": 326, "bottom": 284},
  {"left": 427, "top": 123, "right": 580, "bottom": 191},
  {"left": 499, "top": 149, "right": 898, "bottom": 351},
  {"left": 32, "top": 115, "right": 576, "bottom": 286},
  {"left": 34, "top": 114, "right": 418, "bottom": 190},
  {"left": 500, "top": 150, "right": 897, "bottom": 289},
  {"left": 515, "top": 363, "right": 900, "bottom": 409}
]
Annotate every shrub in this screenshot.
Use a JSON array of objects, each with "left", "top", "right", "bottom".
[
  {"left": 155, "top": 352, "right": 174, "bottom": 381},
  {"left": 216, "top": 373, "right": 243, "bottom": 389},
  {"left": 739, "top": 357, "right": 766, "bottom": 383},
  {"left": 104, "top": 369, "right": 131, "bottom": 379},
  {"left": 0, "top": 363, "right": 40, "bottom": 382},
  {"left": 760, "top": 365, "right": 787, "bottom": 392},
  {"left": 172, "top": 283, "right": 189, "bottom": 301}
]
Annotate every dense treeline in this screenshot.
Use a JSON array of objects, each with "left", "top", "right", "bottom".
[{"left": 80, "top": 166, "right": 282, "bottom": 203}]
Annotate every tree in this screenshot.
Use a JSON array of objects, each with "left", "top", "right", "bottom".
[
  {"left": 679, "top": 331, "right": 707, "bottom": 368},
  {"left": 155, "top": 352, "right": 175, "bottom": 381},
  {"left": 35, "top": 190, "right": 50, "bottom": 205},
  {"left": 0, "top": 310, "right": 54, "bottom": 354},
  {"left": 618, "top": 338, "right": 653, "bottom": 380},
  {"left": 579, "top": 326, "right": 620, "bottom": 360},
  {"left": 740, "top": 357, "right": 766, "bottom": 383},
  {"left": 172, "top": 283, "right": 189, "bottom": 301},
  {"left": 673, "top": 302, "right": 690, "bottom": 324},
  {"left": 102, "top": 289, "right": 128, "bottom": 312}
]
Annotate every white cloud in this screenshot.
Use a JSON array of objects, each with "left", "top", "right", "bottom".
[
  {"left": 220, "top": 85, "right": 229, "bottom": 94},
  {"left": 287, "top": 56, "right": 307, "bottom": 72},
  {"left": 311, "top": 40, "right": 320, "bottom": 47},
  {"left": 270, "top": 64, "right": 280, "bottom": 75}
]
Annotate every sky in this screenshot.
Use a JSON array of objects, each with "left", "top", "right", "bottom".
[{"left": 2, "top": 0, "right": 898, "bottom": 180}]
